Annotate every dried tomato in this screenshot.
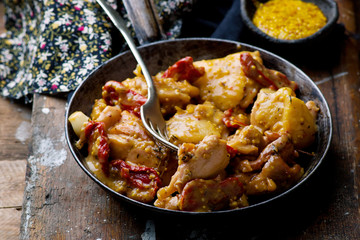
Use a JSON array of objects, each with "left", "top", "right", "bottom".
[
  {"left": 222, "top": 109, "right": 247, "bottom": 129},
  {"left": 111, "top": 160, "right": 161, "bottom": 190},
  {"left": 84, "top": 121, "right": 110, "bottom": 175},
  {"left": 162, "top": 56, "right": 204, "bottom": 81},
  {"left": 102, "top": 81, "right": 147, "bottom": 117}
]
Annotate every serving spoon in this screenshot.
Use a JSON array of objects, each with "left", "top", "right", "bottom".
[{"left": 96, "top": 0, "right": 179, "bottom": 151}]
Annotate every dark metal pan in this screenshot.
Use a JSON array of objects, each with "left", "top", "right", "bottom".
[{"left": 65, "top": 38, "right": 332, "bottom": 217}]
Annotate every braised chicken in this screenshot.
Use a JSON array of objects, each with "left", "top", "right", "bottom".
[
  {"left": 68, "top": 50, "right": 318, "bottom": 212},
  {"left": 234, "top": 134, "right": 303, "bottom": 195},
  {"left": 179, "top": 177, "right": 247, "bottom": 212},
  {"left": 155, "top": 135, "right": 229, "bottom": 203}
]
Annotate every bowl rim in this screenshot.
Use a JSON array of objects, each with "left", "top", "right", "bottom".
[
  {"left": 240, "top": 0, "right": 339, "bottom": 45},
  {"left": 65, "top": 37, "right": 333, "bottom": 216}
]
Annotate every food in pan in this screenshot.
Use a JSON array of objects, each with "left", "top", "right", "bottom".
[
  {"left": 252, "top": 0, "right": 327, "bottom": 40},
  {"left": 69, "top": 51, "right": 319, "bottom": 212}
]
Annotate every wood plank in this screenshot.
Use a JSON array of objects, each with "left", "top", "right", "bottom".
[
  {"left": 0, "top": 2, "right": 30, "bottom": 239},
  {"left": 0, "top": 160, "right": 26, "bottom": 208},
  {"left": 0, "top": 160, "right": 26, "bottom": 240},
  {"left": 0, "top": 208, "right": 22, "bottom": 240},
  {"left": 20, "top": 95, "right": 147, "bottom": 239},
  {"left": 0, "top": 97, "right": 32, "bottom": 160}
]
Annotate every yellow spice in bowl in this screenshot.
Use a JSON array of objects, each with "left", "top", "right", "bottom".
[{"left": 252, "top": 0, "right": 327, "bottom": 40}]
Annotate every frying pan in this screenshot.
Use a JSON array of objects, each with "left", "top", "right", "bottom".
[{"left": 65, "top": 38, "right": 332, "bottom": 216}]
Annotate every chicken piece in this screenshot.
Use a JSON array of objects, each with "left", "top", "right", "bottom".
[
  {"left": 153, "top": 195, "right": 181, "bottom": 210},
  {"left": 109, "top": 110, "right": 150, "bottom": 140},
  {"left": 90, "top": 98, "right": 107, "bottom": 120},
  {"left": 248, "top": 133, "right": 297, "bottom": 171},
  {"left": 124, "top": 63, "right": 200, "bottom": 116},
  {"left": 108, "top": 134, "right": 164, "bottom": 170},
  {"left": 102, "top": 80, "right": 147, "bottom": 117},
  {"left": 177, "top": 135, "right": 229, "bottom": 181},
  {"left": 306, "top": 100, "right": 320, "bottom": 120},
  {"left": 166, "top": 101, "right": 228, "bottom": 145},
  {"left": 263, "top": 130, "right": 282, "bottom": 144},
  {"left": 179, "top": 177, "right": 247, "bottom": 212},
  {"left": 227, "top": 125, "right": 263, "bottom": 156},
  {"left": 94, "top": 105, "right": 122, "bottom": 131},
  {"left": 156, "top": 135, "right": 230, "bottom": 201},
  {"left": 193, "top": 52, "right": 261, "bottom": 111},
  {"left": 107, "top": 110, "right": 165, "bottom": 170},
  {"left": 153, "top": 74, "right": 200, "bottom": 115},
  {"left": 232, "top": 134, "right": 303, "bottom": 195},
  {"left": 230, "top": 133, "right": 296, "bottom": 174},
  {"left": 121, "top": 65, "right": 150, "bottom": 96},
  {"left": 244, "top": 155, "right": 304, "bottom": 195},
  {"left": 240, "top": 52, "right": 298, "bottom": 91}
]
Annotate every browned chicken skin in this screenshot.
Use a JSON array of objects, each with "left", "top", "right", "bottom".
[
  {"left": 179, "top": 177, "right": 247, "bottom": 212},
  {"left": 155, "top": 135, "right": 230, "bottom": 208},
  {"left": 248, "top": 134, "right": 298, "bottom": 171},
  {"left": 235, "top": 134, "right": 303, "bottom": 195}
]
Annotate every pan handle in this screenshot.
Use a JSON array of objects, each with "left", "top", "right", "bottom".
[{"left": 122, "top": 0, "right": 165, "bottom": 45}]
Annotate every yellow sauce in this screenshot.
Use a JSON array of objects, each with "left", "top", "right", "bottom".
[{"left": 252, "top": 0, "right": 327, "bottom": 40}]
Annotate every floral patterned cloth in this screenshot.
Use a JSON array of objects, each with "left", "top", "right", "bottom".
[{"left": 0, "top": 0, "right": 195, "bottom": 102}]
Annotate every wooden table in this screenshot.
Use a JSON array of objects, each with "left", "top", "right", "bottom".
[
  {"left": 0, "top": 2, "right": 31, "bottom": 239},
  {"left": 0, "top": 0, "right": 359, "bottom": 239}
]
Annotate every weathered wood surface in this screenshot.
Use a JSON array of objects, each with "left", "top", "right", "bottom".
[
  {"left": 0, "top": 2, "right": 31, "bottom": 239},
  {"left": 16, "top": 0, "right": 360, "bottom": 239},
  {"left": 0, "top": 98, "right": 31, "bottom": 240}
]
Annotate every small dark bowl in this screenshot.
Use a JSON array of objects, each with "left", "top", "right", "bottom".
[
  {"left": 240, "top": 0, "right": 339, "bottom": 46},
  {"left": 65, "top": 38, "right": 332, "bottom": 217}
]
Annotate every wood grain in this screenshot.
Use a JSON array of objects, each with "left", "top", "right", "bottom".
[
  {"left": 0, "top": 3, "right": 29, "bottom": 239},
  {"left": 0, "top": 160, "right": 26, "bottom": 208},
  {"left": 295, "top": 1, "right": 360, "bottom": 238},
  {"left": 0, "top": 98, "right": 31, "bottom": 239},
  {"left": 0, "top": 208, "right": 23, "bottom": 240},
  {"left": 0, "top": 160, "right": 26, "bottom": 240},
  {"left": 0, "top": 98, "right": 32, "bottom": 160},
  {"left": 0, "top": 97, "right": 31, "bottom": 238}
]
